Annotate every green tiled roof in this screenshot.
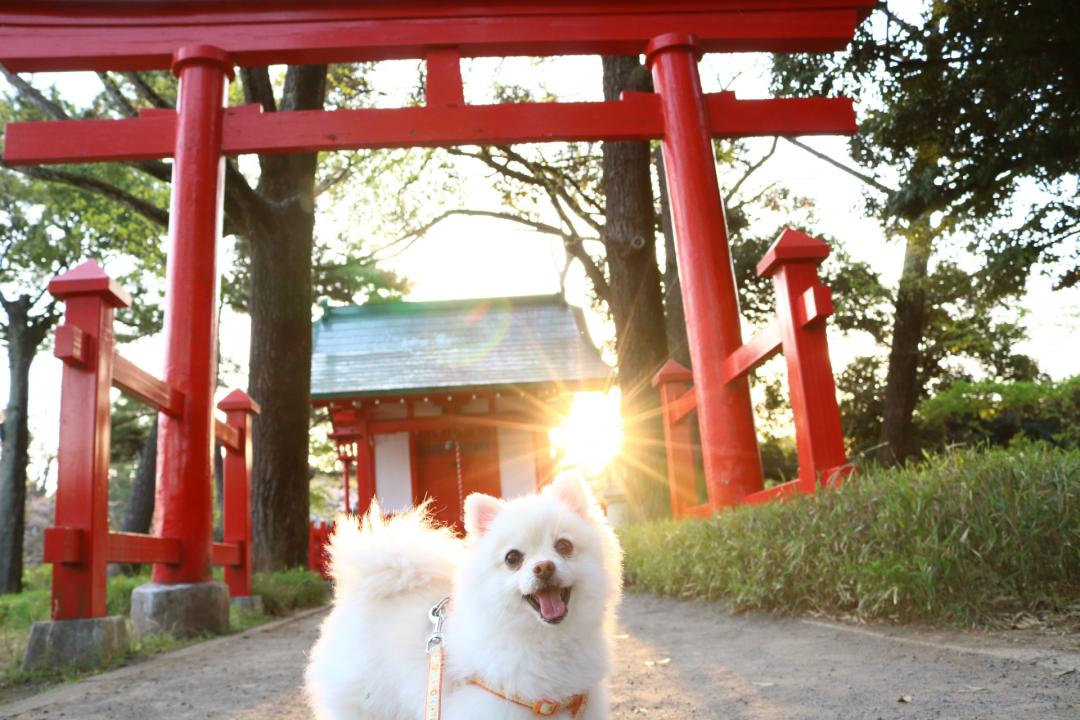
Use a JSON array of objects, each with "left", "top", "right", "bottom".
[{"left": 311, "top": 295, "right": 611, "bottom": 399}]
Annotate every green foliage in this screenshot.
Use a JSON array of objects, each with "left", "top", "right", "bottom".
[
  {"left": 620, "top": 446, "right": 1080, "bottom": 626},
  {"left": 916, "top": 377, "right": 1080, "bottom": 451},
  {"left": 252, "top": 568, "right": 329, "bottom": 616}
]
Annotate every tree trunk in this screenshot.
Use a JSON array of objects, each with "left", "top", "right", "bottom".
[
  {"left": 654, "top": 146, "right": 690, "bottom": 367},
  {"left": 244, "top": 64, "right": 326, "bottom": 570},
  {"left": 117, "top": 418, "right": 157, "bottom": 575},
  {"left": 877, "top": 224, "right": 933, "bottom": 466},
  {"left": 0, "top": 297, "right": 50, "bottom": 594},
  {"left": 601, "top": 57, "right": 671, "bottom": 518}
]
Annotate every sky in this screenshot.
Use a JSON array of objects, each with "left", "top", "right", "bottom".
[{"left": 3, "top": 18, "right": 1079, "bottom": 491}]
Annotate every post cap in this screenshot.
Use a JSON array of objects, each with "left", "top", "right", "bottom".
[
  {"left": 172, "top": 44, "right": 235, "bottom": 81},
  {"left": 756, "top": 228, "right": 830, "bottom": 278},
  {"left": 645, "top": 32, "right": 703, "bottom": 68},
  {"left": 218, "top": 389, "right": 261, "bottom": 414},
  {"left": 48, "top": 260, "right": 132, "bottom": 308},
  {"left": 651, "top": 358, "right": 694, "bottom": 387}
]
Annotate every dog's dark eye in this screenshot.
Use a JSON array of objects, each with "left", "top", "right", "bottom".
[
  {"left": 504, "top": 549, "right": 524, "bottom": 568},
  {"left": 554, "top": 539, "right": 573, "bottom": 556}
]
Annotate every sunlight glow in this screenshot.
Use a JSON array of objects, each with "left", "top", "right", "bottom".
[{"left": 549, "top": 390, "right": 623, "bottom": 475}]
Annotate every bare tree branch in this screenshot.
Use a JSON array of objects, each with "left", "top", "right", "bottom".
[
  {"left": 96, "top": 72, "right": 139, "bottom": 118},
  {"left": 0, "top": 67, "right": 69, "bottom": 119},
  {"left": 123, "top": 72, "right": 173, "bottom": 109},
  {"left": 240, "top": 67, "right": 277, "bottom": 113},
  {"left": 14, "top": 166, "right": 169, "bottom": 228},
  {"left": 724, "top": 136, "right": 778, "bottom": 204},
  {"left": 784, "top": 136, "right": 897, "bottom": 196}
]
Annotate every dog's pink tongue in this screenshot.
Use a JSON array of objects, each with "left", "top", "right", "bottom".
[{"left": 535, "top": 587, "right": 566, "bottom": 621}]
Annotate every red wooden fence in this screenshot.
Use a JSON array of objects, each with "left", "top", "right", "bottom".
[
  {"left": 653, "top": 228, "right": 849, "bottom": 518},
  {"left": 308, "top": 521, "right": 334, "bottom": 581},
  {"left": 44, "top": 260, "right": 259, "bottom": 619}
]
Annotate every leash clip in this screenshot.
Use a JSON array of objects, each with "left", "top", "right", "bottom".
[{"left": 426, "top": 596, "right": 450, "bottom": 652}]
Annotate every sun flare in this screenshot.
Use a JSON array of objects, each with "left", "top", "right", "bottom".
[{"left": 549, "top": 390, "right": 623, "bottom": 474}]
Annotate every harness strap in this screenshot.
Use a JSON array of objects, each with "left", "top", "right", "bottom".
[{"left": 468, "top": 676, "right": 588, "bottom": 718}]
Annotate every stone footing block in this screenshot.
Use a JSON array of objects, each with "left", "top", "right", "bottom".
[
  {"left": 131, "top": 581, "right": 229, "bottom": 639},
  {"left": 230, "top": 595, "right": 264, "bottom": 614},
  {"left": 22, "top": 615, "right": 130, "bottom": 672}
]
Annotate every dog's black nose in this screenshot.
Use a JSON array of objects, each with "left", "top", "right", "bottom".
[{"left": 532, "top": 560, "right": 555, "bottom": 580}]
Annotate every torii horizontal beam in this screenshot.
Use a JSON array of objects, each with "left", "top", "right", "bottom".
[
  {"left": 0, "top": 0, "right": 876, "bottom": 71},
  {"left": 3, "top": 91, "right": 855, "bottom": 164}
]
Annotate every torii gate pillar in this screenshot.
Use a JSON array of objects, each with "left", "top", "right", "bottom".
[
  {"left": 134, "top": 45, "right": 233, "bottom": 638},
  {"left": 647, "top": 32, "right": 765, "bottom": 506}
]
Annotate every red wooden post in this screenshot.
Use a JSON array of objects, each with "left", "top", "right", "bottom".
[
  {"left": 647, "top": 32, "right": 764, "bottom": 508},
  {"left": 757, "top": 229, "right": 847, "bottom": 491},
  {"left": 652, "top": 360, "right": 697, "bottom": 518},
  {"left": 153, "top": 45, "right": 233, "bottom": 585},
  {"left": 46, "top": 261, "right": 132, "bottom": 619},
  {"left": 218, "top": 390, "right": 260, "bottom": 598},
  {"left": 341, "top": 455, "right": 352, "bottom": 515},
  {"left": 354, "top": 432, "right": 376, "bottom": 516}
]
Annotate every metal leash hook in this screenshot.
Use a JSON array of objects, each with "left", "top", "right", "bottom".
[
  {"left": 424, "top": 596, "right": 451, "bottom": 720},
  {"left": 426, "top": 596, "right": 450, "bottom": 652}
]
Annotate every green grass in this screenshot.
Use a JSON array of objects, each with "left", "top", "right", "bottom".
[
  {"left": 0, "top": 566, "right": 328, "bottom": 691},
  {"left": 620, "top": 445, "right": 1080, "bottom": 627}
]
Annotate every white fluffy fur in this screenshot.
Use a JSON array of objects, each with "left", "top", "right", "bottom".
[{"left": 304, "top": 476, "right": 623, "bottom": 719}]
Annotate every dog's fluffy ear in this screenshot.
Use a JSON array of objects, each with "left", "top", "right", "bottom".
[
  {"left": 544, "top": 472, "right": 594, "bottom": 518},
  {"left": 464, "top": 493, "right": 504, "bottom": 537}
]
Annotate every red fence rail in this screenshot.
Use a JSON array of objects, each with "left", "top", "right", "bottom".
[
  {"left": 653, "top": 228, "right": 849, "bottom": 518},
  {"left": 44, "top": 260, "right": 259, "bottom": 619}
]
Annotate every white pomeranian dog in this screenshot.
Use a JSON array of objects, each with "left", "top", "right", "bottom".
[{"left": 304, "top": 474, "right": 622, "bottom": 719}]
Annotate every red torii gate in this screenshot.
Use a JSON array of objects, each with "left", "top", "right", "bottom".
[{"left": 1, "top": 0, "right": 872, "bottom": 643}]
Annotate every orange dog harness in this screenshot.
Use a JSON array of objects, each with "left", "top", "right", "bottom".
[
  {"left": 467, "top": 676, "right": 588, "bottom": 718},
  {"left": 424, "top": 597, "right": 589, "bottom": 719}
]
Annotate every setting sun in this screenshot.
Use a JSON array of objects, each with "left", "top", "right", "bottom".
[{"left": 549, "top": 389, "right": 624, "bottom": 475}]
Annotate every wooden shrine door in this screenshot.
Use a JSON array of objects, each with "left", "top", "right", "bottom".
[{"left": 414, "top": 428, "right": 501, "bottom": 530}]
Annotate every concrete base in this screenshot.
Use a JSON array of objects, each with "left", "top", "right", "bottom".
[
  {"left": 230, "top": 595, "right": 264, "bottom": 614},
  {"left": 22, "top": 615, "right": 130, "bottom": 672},
  {"left": 131, "top": 581, "right": 230, "bottom": 639}
]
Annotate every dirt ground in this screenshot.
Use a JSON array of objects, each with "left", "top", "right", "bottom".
[{"left": 2, "top": 593, "right": 1078, "bottom": 719}]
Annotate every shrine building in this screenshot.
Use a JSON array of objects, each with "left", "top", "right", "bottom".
[{"left": 311, "top": 294, "right": 611, "bottom": 528}]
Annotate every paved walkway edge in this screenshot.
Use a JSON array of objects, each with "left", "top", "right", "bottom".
[
  {"left": 800, "top": 617, "right": 1080, "bottom": 669},
  {"left": 0, "top": 605, "right": 330, "bottom": 716}
]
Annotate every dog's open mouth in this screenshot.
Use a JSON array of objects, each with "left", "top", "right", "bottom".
[{"left": 524, "top": 586, "right": 572, "bottom": 624}]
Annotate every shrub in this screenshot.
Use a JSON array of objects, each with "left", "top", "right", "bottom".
[
  {"left": 619, "top": 446, "right": 1080, "bottom": 625},
  {"left": 252, "top": 568, "right": 329, "bottom": 616},
  {"left": 915, "top": 376, "right": 1080, "bottom": 451}
]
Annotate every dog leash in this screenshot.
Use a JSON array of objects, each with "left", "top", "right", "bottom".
[
  {"left": 424, "top": 596, "right": 450, "bottom": 720},
  {"left": 423, "top": 596, "right": 588, "bottom": 719}
]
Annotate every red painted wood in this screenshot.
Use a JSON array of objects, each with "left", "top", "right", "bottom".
[
  {"left": 52, "top": 324, "right": 88, "bottom": 367},
  {"left": 648, "top": 32, "right": 764, "bottom": 509},
  {"left": 107, "top": 532, "right": 181, "bottom": 565},
  {"left": 426, "top": 48, "right": 464, "bottom": 107},
  {"left": 353, "top": 433, "right": 376, "bottom": 517},
  {"left": 667, "top": 386, "right": 699, "bottom": 425},
  {"left": 308, "top": 521, "right": 334, "bottom": 580},
  {"left": 0, "top": 3, "right": 873, "bottom": 72},
  {"left": 759, "top": 228, "right": 847, "bottom": 490},
  {"left": 4, "top": 94, "right": 854, "bottom": 165},
  {"left": 46, "top": 261, "right": 129, "bottom": 619},
  {"left": 211, "top": 542, "right": 242, "bottom": 567},
  {"left": 652, "top": 366, "right": 698, "bottom": 518},
  {"left": 218, "top": 389, "right": 260, "bottom": 597},
  {"left": 213, "top": 418, "right": 241, "bottom": 452},
  {"left": 721, "top": 319, "right": 783, "bottom": 383},
  {"left": 153, "top": 46, "right": 232, "bottom": 586},
  {"left": 743, "top": 478, "right": 801, "bottom": 505},
  {"left": 43, "top": 527, "right": 81, "bottom": 565},
  {"left": 112, "top": 353, "right": 184, "bottom": 417},
  {"left": 367, "top": 411, "right": 537, "bottom": 436}
]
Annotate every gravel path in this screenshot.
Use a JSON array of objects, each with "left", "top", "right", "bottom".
[{"left": 2, "top": 594, "right": 1078, "bottom": 719}]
